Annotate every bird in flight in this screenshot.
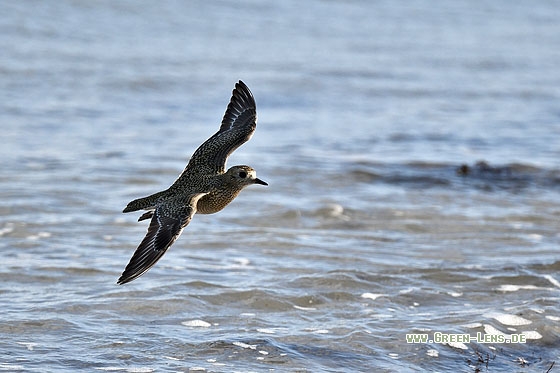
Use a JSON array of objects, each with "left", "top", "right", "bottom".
[{"left": 118, "top": 81, "right": 267, "bottom": 285}]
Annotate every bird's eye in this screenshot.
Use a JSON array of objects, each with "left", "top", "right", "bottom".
[{"left": 239, "top": 171, "right": 247, "bottom": 178}]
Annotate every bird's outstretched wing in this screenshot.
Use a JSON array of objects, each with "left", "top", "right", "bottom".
[
  {"left": 183, "top": 80, "right": 257, "bottom": 176},
  {"left": 117, "top": 195, "right": 202, "bottom": 285}
]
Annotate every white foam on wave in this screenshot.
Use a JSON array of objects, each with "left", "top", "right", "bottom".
[
  {"left": 257, "top": 328, "right": 277, "bottom": 334},
  {"left": 181, "top": 319, "right": 211, "bottom": 328},
  {"left": 483, "top": 324, "right": 508, "bottom": 336},
  {"left": 526, "top": 233, "right": 543, "bottom": 242},
  {"left": 0, "top": 223, "right": 15, "bottom": 236},
  {"left": 399, "top": 287, "right": 416, "bottom": 294},
  {"left": 306, "top": 328, "right": 329, "bottom": 334},
  {"left": 321, "top": 203, "right": 350, "bottom": 221},
  {"left": 27, "top": 231, "right": 51, "bottom": 240},
  {"left": 496, "top": 284, "right": 539, "bottom": 292},
  {"left": 232, "top": 341, "right": 257, "bottom": 350},
  {"left": 16, "top": 342, "right": 37, "bottom": 351},
  {"left": 485, "top": 312, "right": 532, "bottom": 326},
  {"left": 426, "top": 349, "right": 439, "bottom": 357},
  {"left": 521, "top": 330, "right": 543, "bottom": 340},
  {"left": 445, "top": 341, "right": 468, "bottom": 350},
  {"left": 233, "top": 257, "right": 251, "bottom": 267},
  {"left": 0, "top": 363, "right": 24, "bottom": 371},
  {"left": 361, "top": 293, "right": 387, "bottom": 300},
  {"left": 483, "top": 324, "right": 542, "bottom": 340},
  {"left": 543, "top": 274, "right": 560, "bottom": 289},
  {"left": 293, "top": 305, "right": 317, "bottom": 311}
]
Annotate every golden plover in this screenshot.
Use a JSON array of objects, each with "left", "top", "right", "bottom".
[{"left": 118, "top": 81, "right": 267, "bottom": 284}]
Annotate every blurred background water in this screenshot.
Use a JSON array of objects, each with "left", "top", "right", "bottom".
[{"left": 1, "top": 0, "right": 559, "bottom": 371}]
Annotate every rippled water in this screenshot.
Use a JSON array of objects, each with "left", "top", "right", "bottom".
[{"left": 1, "top": 1, "right": 559, "bottom": 372}]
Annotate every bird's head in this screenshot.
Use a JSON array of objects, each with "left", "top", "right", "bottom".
[{"left": 226, "top": 165, "right": 268, "bottom": 187}]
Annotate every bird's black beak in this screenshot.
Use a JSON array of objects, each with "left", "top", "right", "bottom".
[{"left": 254, "top": 178, "right": 268, "bottom": 186}]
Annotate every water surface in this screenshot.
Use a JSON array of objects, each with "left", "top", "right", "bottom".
[{"left": 1, "top": 1, "right": 559, "bottom": 371}]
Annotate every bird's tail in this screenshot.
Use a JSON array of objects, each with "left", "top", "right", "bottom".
[{"left": 122, "top": 190, "right": 167, "bottom": 213}]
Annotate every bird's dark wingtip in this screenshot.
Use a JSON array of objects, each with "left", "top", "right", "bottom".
[
  {"left": 116, "top": 265, "right": 150, "bottom": 285},
  {"left": 116, "top": 276, "right": 132, "bottom": 285},
  {"left": 116, "top": 269, "right": 136, "bottom": 285},
  {"left": 233, "top": 80, "right": 254, "bottom": 102}
]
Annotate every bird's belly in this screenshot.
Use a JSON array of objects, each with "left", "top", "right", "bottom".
[{"left": 196, "top": 190, "right": 239, "bottom": 214}]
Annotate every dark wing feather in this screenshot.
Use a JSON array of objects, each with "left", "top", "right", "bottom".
[
  {"left": 183, "top": 80, "right": 257, "bottom": 175},
  {"left": 138, "top": 210, "right": 154, "bottom": 221},
  {"left": 219, "top": 80, "right": 256, "bottom": 133},
  {"left": 117, "top": 202, "right": 197, "bottom": 285}
]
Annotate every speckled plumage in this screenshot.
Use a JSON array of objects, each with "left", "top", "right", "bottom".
[{"left": 118, "top": 81, "right": 267, "bottom": 285}]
